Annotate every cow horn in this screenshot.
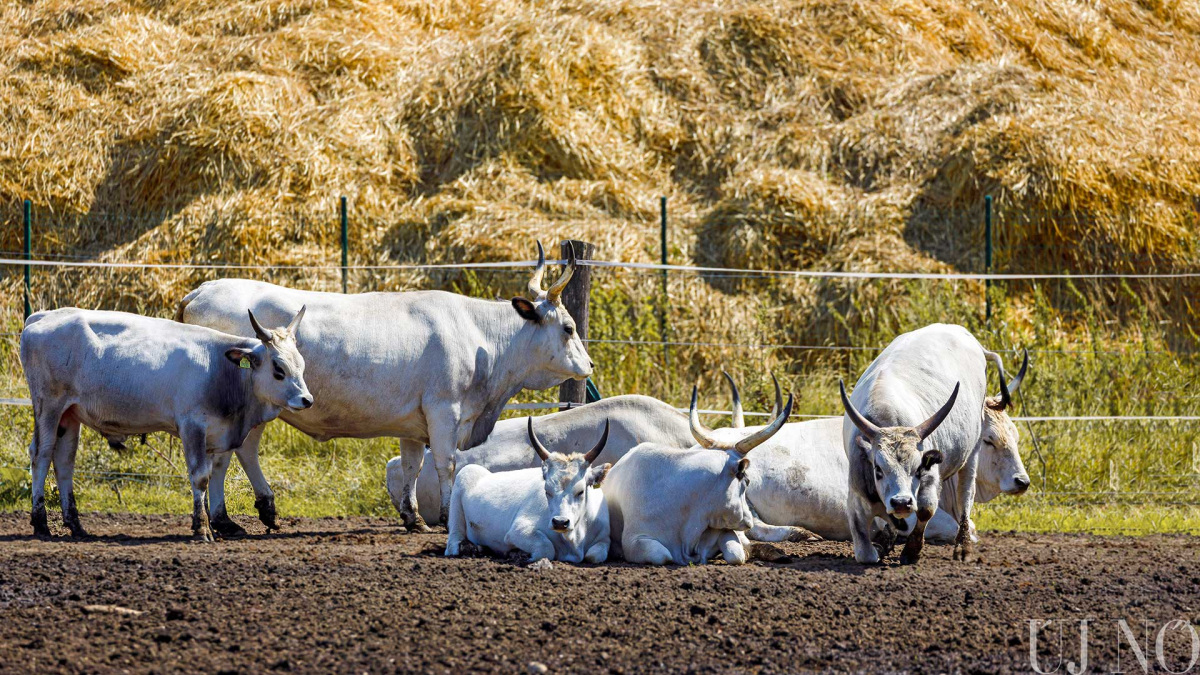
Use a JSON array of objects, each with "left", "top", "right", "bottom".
[
  {"left": 247, "top": 309, "right": 272, "bottom": 343},
  {"left": 991, "top": 348, "right": 1029, "bottom": 411},
  {"left": 769, "top": 373, "right": 782, "bottom": 419},
  {"left": 583, "top": 419, "right": 610, "bottom": 464},
  {"left": 546, "top": 242, "right": 576, "bottom": 304},
  {"left": 286, "top": 305, "right": 306, "bottom": 338},
  {"left": 839, "top": 380, "right": 879, "bottom": 442},
  {"left": 527, "top": 240, "right": 547, "bottom": 300},
  {"left": 915, "top": 382, "right": 961, "bottom": 441},
  {"left": 722, "top": 371, "right": 744, "bottom": 428},
  {"left": 688, "top": 385, "right": 719, "bottom": 449},
  {"left": 527, "top": 417, "right": 551, "bottom": 462},
  {"left": 734, "top": 392, "right": 793, "bottom": 455}
]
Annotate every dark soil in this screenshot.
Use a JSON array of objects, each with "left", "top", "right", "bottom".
[{"left": 1, "top": 513, "right": 1198, "bottom": 674}]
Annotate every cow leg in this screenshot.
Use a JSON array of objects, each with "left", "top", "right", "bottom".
[
  {"left": 583, "top": 540, "right": 609, "bottom": 564},
  {"left": 233, "top": 426, "right": 278, "bottom": 531},
  {"left": 425, "top": 415, "right": 461, "bottom": 528},
  {"left": 396, "top": 439, "right": 431, "bottom": 533},
  {"left": 953, "top": 450, "right": 980, "bottom": 562},
  {"left": 504, "top": 527, "right": 555, "bottom": 563},
  {"left": 847, "top": 493, "right": 880, "bottom": 564},
  {"left": 30, "top": 403, "right": 61, "bottom": 537},
  {"left": 208, "top": 452, "right": 246, "bottom": 537},
  {"left": 625, "top": 535, "right": 674, "bottom": 566},
  {"left": 444, "top": 485, "right": 468, "bottom": 557},
  {"left": 717, "top": 530, "right": 749, "bottom": 565},
  {"left": 52, "top": 420, "right": 86, "bottom": 538},
  {"left": 900, "top": 473, "right": 940, "bottom": 565},
  {"left": 181, "top": 426, "right": 214, "bottom": 543}
]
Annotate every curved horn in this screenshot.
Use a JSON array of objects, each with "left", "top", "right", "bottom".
[
  {"left": 247, "top": 309, "right": 272, "bottom": 343},
  {"left": 1007, "top": 348, "right": 1029, "bottom": 396},
  {"left": 915, "top": 382, "right": 960, "bottom": 441},
  {"left": 546, "top": 242, "right": 576, "bottom": 304},
  {"left": 526, "top": 417, "right": 550, "bottom": 461},
  {"left": 839, "top": 380, "right": 879, "bottom": 442},
  {"left": 722, "top": 371, "right": 744, "bottom": 428},
  {"left": 769, "top": 373, "right": 782, "bottom": 418},
  {"left": 583, "top": 419, "right": 610, "bottom": 464},
  {"left": 992, "top": 348, "right": 1030, "bottom": 411},
  {"left": 286, "top": 305, "right": 306, "bottom": 337},
  {"left": 734, "top": 392, "right": 793, "bottom": 454},
  {"left": 688, "top": 385, "right": 719, "bottom": 449},
  {"left": 527, "top": 240, "right": 547, "bottom": 299}
]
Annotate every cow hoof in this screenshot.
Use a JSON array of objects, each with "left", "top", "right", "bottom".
[
  {"left": 254, "top": 496, "right": 280, "bottom": 531},
  {"left": 211, "top": 516, "right": 247, "bottom": 538},
  {"left": 899, "top": 553, "right": 920, "bottom": 565},
  {"left": 403, "top": 514, "right": 432, "bottom": 534},
  {"left": 31, "top": 509, "right": 51, "bottom": 537},
  {"left": 953, "top": 543, "right": 973, "bottom": 562},
  {"left": 787, "top": 527, "right": 822, "bottom": 543},
  {"left": 67, "top": 523, "right": 89, "bottom": 539},
  {"left": 193, "top": 528, "right": 215, "bottom": 543}
]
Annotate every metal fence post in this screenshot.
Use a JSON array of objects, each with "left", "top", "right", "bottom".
[
  {"left": 340, "top": 196, "right": 349, "bottom": 294},
  {"left": 558, "top": 240, "right": 596, "bottom": 406},
  {"left": 659, "top": 196, "right": 670, "bottom": 368},
  {"left": 23, "top": 199, "right": 32, "bottom": 320},
  {"left": 984, "top": 195, "right": 993, "bottom": 324}
]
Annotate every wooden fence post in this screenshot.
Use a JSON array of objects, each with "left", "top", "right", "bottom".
[{"left": 558, "top": 239, "right": 595, "bottom": 407}]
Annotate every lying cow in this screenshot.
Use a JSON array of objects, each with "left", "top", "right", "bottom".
[
  {"left": 735, "top": 351, "right": 1030, "bottom": 544},
  {"left": 603, "top": 384, "right": 793, "bottom": 565},
  {"left": 178, "top": 242, "right": 592, "bottom": 535},
  {"left": 19, "top": 307, "right": 311, "bottom": 541},
  {"left": 387, "top": 394, "right": 693, "bottom": 525},
  {"left": 445, "top": 417, "right": 612, "bottom": 563},
  {"left": 840, "top": 323, "right": 998, "bottom": 564}
]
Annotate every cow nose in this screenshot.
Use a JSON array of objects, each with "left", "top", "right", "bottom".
[
  {"left": 889, "top": 496, "right": 913, "bottom": 514},
  {"left": 1013, "top": 476, "right": 1030, "bottom": 492},
  {"left": 300, "top": 396, "right": 313, "bottom": 409},
  {"left": 551, "top": 517, "right": 570, "bottom": 531},
  {"left": 588, "top": 360, "right": 594, "bottom": 369}
]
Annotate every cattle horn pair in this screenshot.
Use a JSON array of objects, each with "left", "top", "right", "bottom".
[
  {"left": 247, "top": 305, "right": 306, "bottom": 344},
  {"left": 839, "top": 380, "right": 960, "bottom": 442},
  {"left": 690, "top": 383, "right": 794, "bottom": 454},
  {"left": 722, "top": 371, "right": 783, "bottom": 429},
  {"left": 527, "top": 416, "right": 609, "bottom": 464},
  {"left": 527, "top": 240, "right": 576, "bottom": 304},
  {"left": 989, "top": 348, "right": 1029, "bottom": 411}
]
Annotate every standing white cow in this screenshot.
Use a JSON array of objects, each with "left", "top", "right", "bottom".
[
  {"left": 604, "top": 384, "right": 794, "bottom": 565},
  {"left": 386, "top": 394, "right": 694, "bottom": 525},
  {"left": 445, "top": 418, "right": 612, "bottom": 563},
  {"left": 177, "top": 243, "right": 592, "bottom": 534},
  {"left": 19, "top": 307, "right": 311, "bottom": 541},
  {"left": 732, "top": 350, "right": 1030, "bottom": 544},
  {"left": 840, "top": 323, "right": 993, "bottom": 565}
]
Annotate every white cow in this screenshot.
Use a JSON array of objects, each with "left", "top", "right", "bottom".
[
  {"left": 19, "top": 307, "right": 311, "bottom": 541},
  {"left": 604, "top": 384, "right": 794, "bottom": 565},
  {"left": 387, "top": 394, "right": 694, "bottom": 525},
  {"left": 736, "top": 351, "right": 1031, "bottom": 544},
  {"left": 177, "top": 242, "right": 592, "bottom": 535},
  {"left": 840, "top": 323, "right": 993, "bottom": 564},
  {"left": 445, "top": 417, "right": 612, "bottom": 563}
]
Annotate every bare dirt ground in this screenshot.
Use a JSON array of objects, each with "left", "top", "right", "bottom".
[{"left": 1, "top": 513, "right": 1198, "bottom": 674}]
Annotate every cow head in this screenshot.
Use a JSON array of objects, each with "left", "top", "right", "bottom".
[
  {"left": 977, "top": 349, "right": 1031, "bottom": 499},
  {"left": 511, "top": 241, "right": 594, "bottom": 387},
  {"left": 688, "top": 378, "right": 794, "bottom": 531},
  {"left": 527, "top": 416, "right": 610, "bottom": 540},
  {"left": 225, "top": 307, "right": 313, "bottom": 412},
  {"left": 840, "top": 380, "right": 959, "bottom": 520}
]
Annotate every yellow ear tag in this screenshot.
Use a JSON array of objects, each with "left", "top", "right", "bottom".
[{"left": 239, "top": 357, "right": 252, "bottom": 369}]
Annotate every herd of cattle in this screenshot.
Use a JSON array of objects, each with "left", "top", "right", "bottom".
[{"left": 18, "top": 242, "right": 1031, "bottom": 565}]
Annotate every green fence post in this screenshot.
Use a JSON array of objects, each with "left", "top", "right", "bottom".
[
  {"left": 340, "top": 196, "right": 348, "bottom": 294},
  {"left": 659, "top": 196, "right": 670, "bottom": 368},
  {"left": 23, "top": 199, "right": 32, "bottom": 320},
  {"left": 985, "top": 195, "right": 993, "bottom": 324}
]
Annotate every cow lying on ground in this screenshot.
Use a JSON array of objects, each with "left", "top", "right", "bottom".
[
  {"left": 387, "top": 394, "right": 693, "bottom": 525},
  {"left": 603, "top": 384, "right": 793, "bottom": 565},
  {"left": 445, "top": 417, "right": 612, "bottom": 563},
  {"left": 20, "top": 307, "right": 311, "bottom": 541},
  {"left": 178, "top": 242, "right": 592, "bottom": 535}
]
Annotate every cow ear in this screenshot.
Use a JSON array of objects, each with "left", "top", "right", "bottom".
[
  {"left": 920, "top": 449, "right": 944, "bottom": 472},
  {"left": 511, "top": 297, "right": 540, "bottom": 322},
  {"left": 587, "top": 462, "right": 612, "bottom": 488},
  {"left": 734, "top": 457, "right": 750, "bottom": 480},
  {"left": 855, "top": 437, "right": 872, "bottom": 456},
  {"left": 225, "top": 348, "right": 260, "bottom": 369}
]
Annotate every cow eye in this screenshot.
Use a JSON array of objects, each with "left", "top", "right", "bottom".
[
  {"left": 575, "top": 488, "right": 584, "bottom": 497},
  {"left": 564, "top": 325, "right": 575, "bottom": 337},
  {"left": 874, "top": 465, "right": 883, "bottom": 480},
  {"left": 273, "top": 363, "right": 285, "bottom": 381}
]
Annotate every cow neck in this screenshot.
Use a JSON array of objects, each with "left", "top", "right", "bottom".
[{"left": 458, "top": 301, "right": 538, "bottom": 449}]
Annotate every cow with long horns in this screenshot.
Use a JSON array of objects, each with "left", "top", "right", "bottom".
[
  {"left": 445, "top": 417, "right": 612, "bottom": 563},
  {"left": 176, "top": 242, "right": 593, "bottom": 533},
  {"left": 839, "top": 323, "right": 998, "bottom": 564},
  {"left": 603, "top": 383, "right": 794, "bottom": 565}
]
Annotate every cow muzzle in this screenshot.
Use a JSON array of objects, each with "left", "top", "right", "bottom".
[
  {"left": 288, "top": 395, "right": 314, "bottom": 411},
  {"left": 1009, "top": 475, "right": 1031, "bottom": 495},
  {"left": 551, "top": 517, "right": 571, "bottom": 532},
  {"left": 888, "top": 496, "right": 914, "bottom": 517}
]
